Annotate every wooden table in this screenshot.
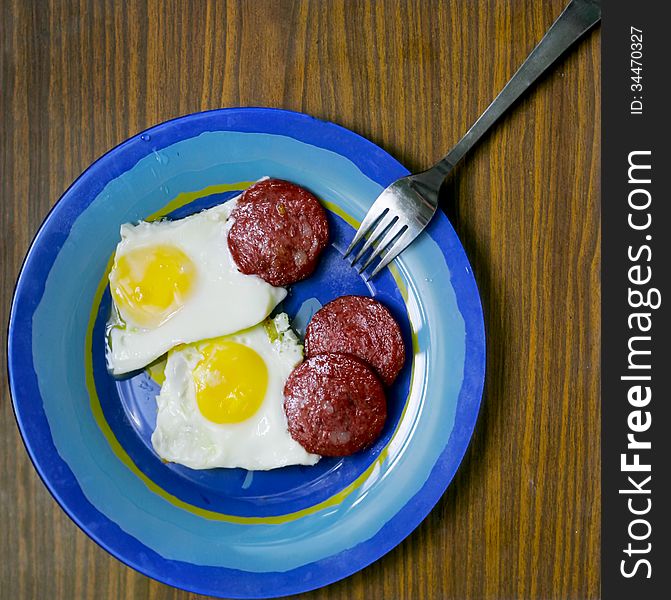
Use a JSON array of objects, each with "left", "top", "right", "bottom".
[{"left": 0, "top": 1, "right": 600, "bottom": 598}]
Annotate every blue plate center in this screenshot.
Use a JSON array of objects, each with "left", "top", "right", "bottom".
[{"left": 92, "top": 191, "right": 413, "bottom": 517}]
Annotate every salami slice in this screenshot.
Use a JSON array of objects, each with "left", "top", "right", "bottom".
[
  {"left": 227, "top": 179, "right": 329, "bottom": 286},
  {"left": 283, "top": 354, "right": 386, "bottom": 456},
  {"left": 304, "top": 295, "right": 405, "bottom": 386}
]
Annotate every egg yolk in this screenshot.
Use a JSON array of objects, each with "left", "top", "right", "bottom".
[
  {"left": 193, "top": 340, "right": 268, "bottom": 423},
  {"left": 110, "top": 245, "right": 196, "bottom": 328}
]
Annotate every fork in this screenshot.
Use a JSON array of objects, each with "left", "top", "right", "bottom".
[{"left": 345, "top": 0, "right": 601, "bottom": 279}]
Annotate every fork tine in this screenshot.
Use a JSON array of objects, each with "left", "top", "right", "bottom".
[
  {"left": 350, "top": 211, "right": 398, "bottom": 265},
  {"left": 343, "top": 207, "right": 389, "bottom": 258},
  {"left": 358, "top": 221, "right": 407, "bottom": 274},
  {"left": 367, "top": 228, "right": 416, "bottom": 279}
]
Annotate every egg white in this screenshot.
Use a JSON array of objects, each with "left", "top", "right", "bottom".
[
  {"left": 106, "top": 198, "right": 287, "bottom": 375},
  {"left": 151, "top": 313, "right": 321, "bottom": 470}
]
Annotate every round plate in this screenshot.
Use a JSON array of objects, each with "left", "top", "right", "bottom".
[{"left": 8, "top": 108, "right": 485, "bottom": 598}]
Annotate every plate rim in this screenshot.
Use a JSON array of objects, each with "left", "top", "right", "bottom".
[{"left": 7, "top": 106, "right": 486, "bottom": 598}]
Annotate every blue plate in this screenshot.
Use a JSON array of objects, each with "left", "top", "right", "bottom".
[{"left": 8, "top": 108, "right": 485, "bottom": 598}]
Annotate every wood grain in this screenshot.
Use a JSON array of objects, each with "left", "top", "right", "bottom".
[{"left": 0, "top": 1, "right": 600, "bottom": 598}]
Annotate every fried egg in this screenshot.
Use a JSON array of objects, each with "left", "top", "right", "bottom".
[
  {"left": 151, "top": 313, "right": 321, "bottom": 470},
  {"left": 106, "top": 199, "right": 287, "bottom": 375}
]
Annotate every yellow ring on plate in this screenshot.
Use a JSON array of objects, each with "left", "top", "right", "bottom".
[{"left": 85, "top": 181, "right": 417, "bottom": 524}]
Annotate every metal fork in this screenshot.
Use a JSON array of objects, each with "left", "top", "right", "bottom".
[{"left": 345, "top": 0, "right": 601, "bottom": 279}]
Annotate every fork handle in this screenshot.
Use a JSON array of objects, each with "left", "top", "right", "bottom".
[{"left": 412, "top": 0, "right": 601, "bottom": 194}]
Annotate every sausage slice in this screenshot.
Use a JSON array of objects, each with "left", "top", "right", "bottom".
[
  {"left": 227, "top": 179, "right": 329, "bottom": 286},
  {"left": 284, "top": 354, "right": 386, "bottom": 456},
  {"left": 305, "top": 295, "right": 405, "bottom": 385}
]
